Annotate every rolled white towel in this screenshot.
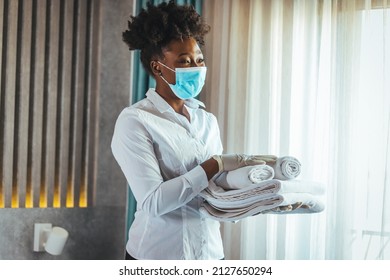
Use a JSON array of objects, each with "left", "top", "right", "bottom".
[
  {"left": 214, "top": 165, "right": 275, "bottom": 190},
  {"left": 269, "top": 156, "right": 301, "bottom": 180}
]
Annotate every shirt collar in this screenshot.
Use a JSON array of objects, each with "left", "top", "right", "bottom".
[{"left": 146, "top": 88, "right": 205, "bottom": 113}]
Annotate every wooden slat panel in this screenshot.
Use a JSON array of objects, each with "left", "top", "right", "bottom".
[
  {"left": 75, "top": 0, "right": 88, "bottom": 207},
  {"left": 12, "top": 0, "right": 22, "bottom": 208},
  {"left": 80, "top": 0, "right": 92, "bottom": 207},
  {"left": 1, "top": 0, "right": 100, "bottom": 208},
  {"left": 40, "top": 0, "right": 50, "bottom": 207},
  {"left": 53, "top": 0, "right": 64, "bottom": 208},
  {"left": 0, "top": 0, "right": 4, "bottom": 109},
  {"left": 32, "top": 0, "right": 47, "bottom": 207},
  {"left": 44, "top": 0, "right": 61, "bottom": 207},
  {"left": 0, "top": 0, "right": 3, "bottom": 92},
  {"left": 0, "top": 0, "right": 6, "bottom": 207},
  {"left": 68, "top": 0, "right": 87, "bottom": 207},
  {"left": 85, "top": 0, "right": 100, "bottom": 207},
  {"left": 16, "top": 0, "right": 33, "bottom": 208},
  {"left": 26, "top": 0, "right": 38, "bottom": 208},
  {"left": 66, "top": 0, "right": 77, "bottom": 207},
  {"left": 3, "top": 0, "right": 18, "bottom": 208},
  {"left": 57, "top": 0, "right": 74, "bottom": 208}
]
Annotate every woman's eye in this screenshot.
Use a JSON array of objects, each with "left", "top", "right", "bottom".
[
  {"left": 177, "top": 57, "right": 204, "bottom": 65},
  {"left": 178, "top": 59, "right": 191, "bottom": 64}
]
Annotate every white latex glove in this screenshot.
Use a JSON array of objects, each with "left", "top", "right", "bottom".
[{"left": 212, "top": 154, "right": 277, "bottom": 173}]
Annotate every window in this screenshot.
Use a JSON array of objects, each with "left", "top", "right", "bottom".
[{"left": 349, "top": 8, "right": 390, "bottom": 259}]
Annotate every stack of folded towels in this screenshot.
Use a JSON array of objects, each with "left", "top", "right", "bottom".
[{"left": 199, "top": 156, "right": 325, "bottom": 222}]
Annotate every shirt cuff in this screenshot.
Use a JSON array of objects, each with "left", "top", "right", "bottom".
[{"left": 183, "top": 165, "right": 209, "bottom": 194}]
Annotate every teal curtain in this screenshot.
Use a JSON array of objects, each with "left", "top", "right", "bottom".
[{"left": 126, "top": 0, "right": 204, "bottom": 241}]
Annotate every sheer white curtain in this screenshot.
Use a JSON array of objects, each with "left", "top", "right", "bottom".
[{"left": 203, "top": 0, "right": 390, "bottom": 260}]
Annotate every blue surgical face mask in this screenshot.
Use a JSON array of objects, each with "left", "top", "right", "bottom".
[{"left": 158, "top": 61, "right": 207, "bottom": 100}]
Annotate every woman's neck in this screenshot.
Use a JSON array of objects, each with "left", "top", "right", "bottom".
[{"left": 155, "top": 86, "right": 190, "bottom": 121}]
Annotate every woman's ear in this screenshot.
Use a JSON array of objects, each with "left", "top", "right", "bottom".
[{"left": 150, "top": 61, "right": 162, "bottom": 77}]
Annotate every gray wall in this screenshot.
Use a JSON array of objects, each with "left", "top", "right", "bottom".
[{"left": 0, "top": 0, "right": 133, "bottom": 260}]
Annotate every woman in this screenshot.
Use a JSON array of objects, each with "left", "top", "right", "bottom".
[{"left": 111, "top": 1, "right": 275, "bottom": 260}]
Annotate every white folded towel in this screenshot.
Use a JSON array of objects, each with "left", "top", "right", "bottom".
[
  {"left": 200, "top": 179, "right": 325, "bottom": 221},
  {"left": 199, "top": 194, "right": 284, "bottom": 222},
  {"left": 279, "top": 179, "right": 325, "bottom": 195},
  {"left": 262, "top": 192, "right": 325, "bottom": 214},
  {"left": 268, "top": 156, "right": 301, "bottom": 180},
  {"left": 200, "top": 180, "right": 282, "bottom": 209},
  {"left": 200, "top": 192, "right": 324, "bottom": 221},
  {"left": 214, "top": 165, "right": 275, "bottom": 190}
]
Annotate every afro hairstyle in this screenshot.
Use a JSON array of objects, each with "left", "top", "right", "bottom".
[{"left": 122, "top": 1, "right": 210, "bottom": 76}]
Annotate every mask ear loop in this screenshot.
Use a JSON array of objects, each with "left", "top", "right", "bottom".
[
  {"left": 156, "top": 61, "right": 176, "bottom": 86},
  {"left": 159, "top": 73, "right": 171, "bottom": 86},
  {"left": 157, "top": 61, "right": 176, "bottom": 72}
]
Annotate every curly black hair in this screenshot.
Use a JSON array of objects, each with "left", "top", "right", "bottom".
[{"left": 122, "top": 1, "right": 210, "bottom": 76}]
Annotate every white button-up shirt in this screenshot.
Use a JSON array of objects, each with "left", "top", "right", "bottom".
[{"left": 111, "top": 89, "right": 225, "bottom": 260}]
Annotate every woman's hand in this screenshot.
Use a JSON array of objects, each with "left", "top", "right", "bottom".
[
  {"left": 212, "top": 154, "right": 277, "bottom": 172},
  {"left": 201, "top": 154, "right": 277, "bottom": 181}
]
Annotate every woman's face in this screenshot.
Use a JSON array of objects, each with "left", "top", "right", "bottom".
[{"left": 158, "top": 37, "right": 205, "bottom": 85}]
